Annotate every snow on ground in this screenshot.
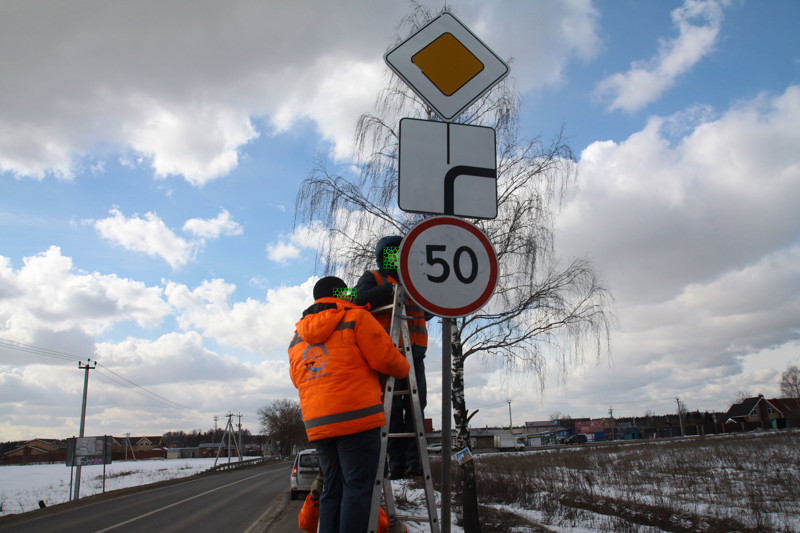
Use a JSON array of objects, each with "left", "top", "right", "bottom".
[{"left": 0, "top": 457, "right": 225, "bottom": 516}]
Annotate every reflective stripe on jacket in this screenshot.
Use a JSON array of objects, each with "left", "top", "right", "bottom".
[
  {"left": 368, "top": 270, "right": 428, "bottom": 349},
  {"left": 288, "top": 297, "right": 409, "bottom": 441}
]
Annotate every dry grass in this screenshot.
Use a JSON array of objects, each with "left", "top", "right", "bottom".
[{"left": 427, "top": 430, "right": 800, "bottom": 532}]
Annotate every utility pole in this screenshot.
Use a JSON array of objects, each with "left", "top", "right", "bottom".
[
  {"left": 675, "top": 397, "right": 685, "bottom": 437},
  {"left": 608, "top": 406, "right": 614, "bottom": 439},
  {"left": 73, "top": 359, "right": 96, "bottom": 502},
  {"left": 236, "top": 413, "right": 243, "bottom": 462},
  {"left": 507, "top": 400, "right": 513, "bottom": 432},
  {"left": 213, "top": 416, "right": 219, "bottom": 443},
  {"left": 214, "top": 412, "right": 242, "bottom": 467},
  {"left": 124, "top": 433, "right": 136, "bottom": 461}
]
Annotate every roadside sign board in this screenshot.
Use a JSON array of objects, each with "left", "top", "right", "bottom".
[
  {"left": 399, "top": 118, "right": 497, "bottom": 219},
  {"left": 385, "top": 11, "right": 509, "bottom": 121},
  {"left": 399, "top": 216, "right": 497, "bottom": 318},
  {"left": 66, "top": 435, "right": 113, "bottom": 466}
]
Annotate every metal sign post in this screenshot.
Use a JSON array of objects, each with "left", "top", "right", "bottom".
[
  {"left": 441, "top": 317, "right": 452, "bottom": 532},
  {"left": 385, "top": 11, "right": 509, "bottom": 532}
]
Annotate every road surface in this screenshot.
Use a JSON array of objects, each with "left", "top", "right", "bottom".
[{"left": 0, "top": 461, "right": 292, "bottom": 533}]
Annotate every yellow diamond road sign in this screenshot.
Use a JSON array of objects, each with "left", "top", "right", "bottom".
[{"left": 385, "top": 12, "right": 509, "bottom": 121}]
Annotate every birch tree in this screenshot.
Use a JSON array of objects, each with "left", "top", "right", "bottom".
[
  {"left": 294, "top": 6, "right": 614, "bottom": 531},
  {"left": 780, "top": 365, "right": 800, "bottom": 398}
]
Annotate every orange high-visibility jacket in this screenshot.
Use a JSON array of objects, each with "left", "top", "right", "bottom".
[
  {"left": 288, "top": 297, "right": 409, "bottom": 441},
  {"left": 298, "top": 493, "right": 403, "bottom": 533},
  {"left": 368, "top": 271, "right": 428, "bottom": 349}
]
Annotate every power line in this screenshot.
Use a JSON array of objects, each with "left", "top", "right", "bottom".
[
  {"left": 94, "top": 363, "right": 194, "bottom": 412},
  {"left": 0, "top": 337, "right": 83, "bottom": 362},
  {"left": 0, "top": 337, "right": 194, "bottom": 413}
]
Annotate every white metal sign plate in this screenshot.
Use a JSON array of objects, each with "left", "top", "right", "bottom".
[
  {"left": 399, "top": 118, "right": 497, "bottom": 219},
  {"left": 384, "top": 12, "right": 509, "bottom": 121},
  {"left": 399, "top": 216, "right": 497, "bottom": 318}
]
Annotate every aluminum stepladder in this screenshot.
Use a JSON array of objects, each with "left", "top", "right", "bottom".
[{"left": 368, "top": 284, "right": 440, "bottom": 533}]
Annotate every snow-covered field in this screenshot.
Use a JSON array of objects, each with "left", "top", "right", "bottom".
[
  {"left": 0, "top": 457, "right": 224, "bottom": 516},
  {"left": 3, "top": 432, "right": 799, "bottom": 532}
]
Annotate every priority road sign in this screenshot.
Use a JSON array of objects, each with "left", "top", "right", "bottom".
[
  {"left": 398, "top": 216, "right": 498, "bottom": 318},
  {"left": 399, "top": 118, "right": 497, "bottom": 219},
  {"left": 385, "top": 11, "right": 509, "bottom": 121}
]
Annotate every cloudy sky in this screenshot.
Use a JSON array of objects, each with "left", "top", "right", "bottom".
[{"left": 1, "top": 0, "right": 799, "bottom": 441}]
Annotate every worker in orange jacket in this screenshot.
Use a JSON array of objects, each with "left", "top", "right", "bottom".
[
  {"left": 289, "top": 276, "right": 409, "bottom": 533},
  {"left": 355, "top": 235, "right": 431, "bottom": 479},
  {"left": 298, "top": 473, "right": 406, "bottom": 533}
]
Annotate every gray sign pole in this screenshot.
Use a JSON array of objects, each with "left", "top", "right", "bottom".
[
  {"left": 441, "top": 318, "right": 452, "bottom": 533},
  {"left": 73, "top": 359, "right": 95, "bottom": 501}
]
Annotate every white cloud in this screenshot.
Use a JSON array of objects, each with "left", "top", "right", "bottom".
[
  {"left": 182, "top": 208, "right": 243, "bottom": 240},
  {"left": 126, "top": 100, "right": 259, "bottom": 185},
  {"left": 560, "top": 86, "right": 800, "bottom": 304},
  {"left": 0, "top": 1, "right": 600, "bottom": 183},
  {"left": 0, "top": 247, "right": 170, "bottom": 340},
  {"left": 550, "top": 86, "right": 800, "bottom": 414},
  {"left": 596, "top": 0, "right": 726, "bottom": 112},
  {"left": 96, "top": 331, "right": 251, "bottom": 385},
  {"left": 266, "top": 242, "right": 302, "bottom": 264},
  {"left": 469, "top": 0, "right": 601, "bottom": 90},
  {"left": 265, "top": 221, "right": 328, "bottom": 264},
  {"left": 95, "top": 208, "right": 196, "bottom": 269},
  {"left": 95, "top": 208, "right": 244, "bottom": 268},
  {"left": 165, "top": 277, "right": 315, "bottom": 354}
]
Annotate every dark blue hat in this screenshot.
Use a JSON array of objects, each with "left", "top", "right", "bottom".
[
  {"left": 375, "top": 235, "right": 402, "bottom": 268},
  {"left": 313, "top": 276, "right": 347, "bottom": 300}
]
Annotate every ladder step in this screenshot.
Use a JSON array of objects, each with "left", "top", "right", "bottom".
[
  {"left": 393, "top": 513, "right": 434, "bottom": 524},
  {"left": 388, "top": 432, "right": 416, "bottom": 438}
]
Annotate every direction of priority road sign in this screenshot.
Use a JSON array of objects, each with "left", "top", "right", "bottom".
[
  {"left": 399, "top": 216, "right": 498, "bottom": 318},
  {"left": 385, "top": 11, "right": 509, "bottom": 121},
  {"left": 399, "top": 118, "right": 497, "bottom": 219}
]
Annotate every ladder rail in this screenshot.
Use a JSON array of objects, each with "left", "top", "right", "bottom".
[
  {"left": 396, "top": 288, "right": 440, "bottom": 532},
  {"left": 368, "top": 285, "right": 440, "bottom": 533}
]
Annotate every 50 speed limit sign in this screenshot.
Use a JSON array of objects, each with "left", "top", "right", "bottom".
[{"left": 399, "top": 216, "right": 498, "bottom": 317}]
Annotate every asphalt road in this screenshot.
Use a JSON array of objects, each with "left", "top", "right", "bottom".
[{"left": 0, "top": 461, "right": 293, "bottom": 533}]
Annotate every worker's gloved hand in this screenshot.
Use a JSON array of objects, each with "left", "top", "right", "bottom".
[
  {"left": 387, "top": 517, "right": 406, "bottom": 533},
  {"left": 310, "top": 475, "right": 323, "bottom": 500}
]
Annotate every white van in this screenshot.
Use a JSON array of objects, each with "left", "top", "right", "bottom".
[{"left": 290, "top": 449, "right": 320, "bottom": 500}]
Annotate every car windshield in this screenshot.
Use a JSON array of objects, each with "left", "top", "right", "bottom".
[{"left": 299, "top": 454, "right": 319, "bottom": 468}]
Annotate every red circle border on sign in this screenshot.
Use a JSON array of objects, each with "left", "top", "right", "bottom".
[{"left": 399, "top": 216, "right": 498, "bottom": 317}]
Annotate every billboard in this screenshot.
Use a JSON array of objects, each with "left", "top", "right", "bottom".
[{"left": 66, "top": 435, "right": 113, "bottom": 466}]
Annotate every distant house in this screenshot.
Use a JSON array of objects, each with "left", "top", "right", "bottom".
[
  {"left": 199, "top": 442, "right": 240, "bottom": 458},
  {"left": 108, "top": 435, "right": 166, "bottom": 460},
  {"left": 166, "top": 447, "right": 200, "bottom": 459},
  {"left": 1, "top": 438, "right": 65, "bottom": 464},
  {"left": 767, "top": 398, "right": 800, "bottom": 428},
  {"left": 575, "top": 419, "right": 605, "bottom": 440},
  {"left": 723, "top": 395, "right": 795, "bottom": 430},
  {"left": 133, "top": 436, "right": 164, "bottom": 452}
]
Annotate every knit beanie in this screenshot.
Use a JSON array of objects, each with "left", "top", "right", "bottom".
[
  {"left": 375, "top": 235, "right": 403, "bottom": 270},
  {"left": 313, "top": 276, "right": 347, "bottom": 300}
]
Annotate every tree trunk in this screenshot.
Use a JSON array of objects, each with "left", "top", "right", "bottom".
[{"left": 451, "top": 328, "right": 481, "bottom": 533}]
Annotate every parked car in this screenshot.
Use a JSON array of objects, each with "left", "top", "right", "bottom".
[
  {"left": 290, "top": 449, "right": 319, "bottom": 500},
  {"left": 427, "top": 442, "right": 442, "bottom": 453},
  {"left": 566, "top": 434, "right": 588, "bottom": 444}
]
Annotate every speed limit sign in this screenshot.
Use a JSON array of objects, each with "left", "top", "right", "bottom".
[{"left": 399, "top": 216, "right": 498, "bottom": 317}]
